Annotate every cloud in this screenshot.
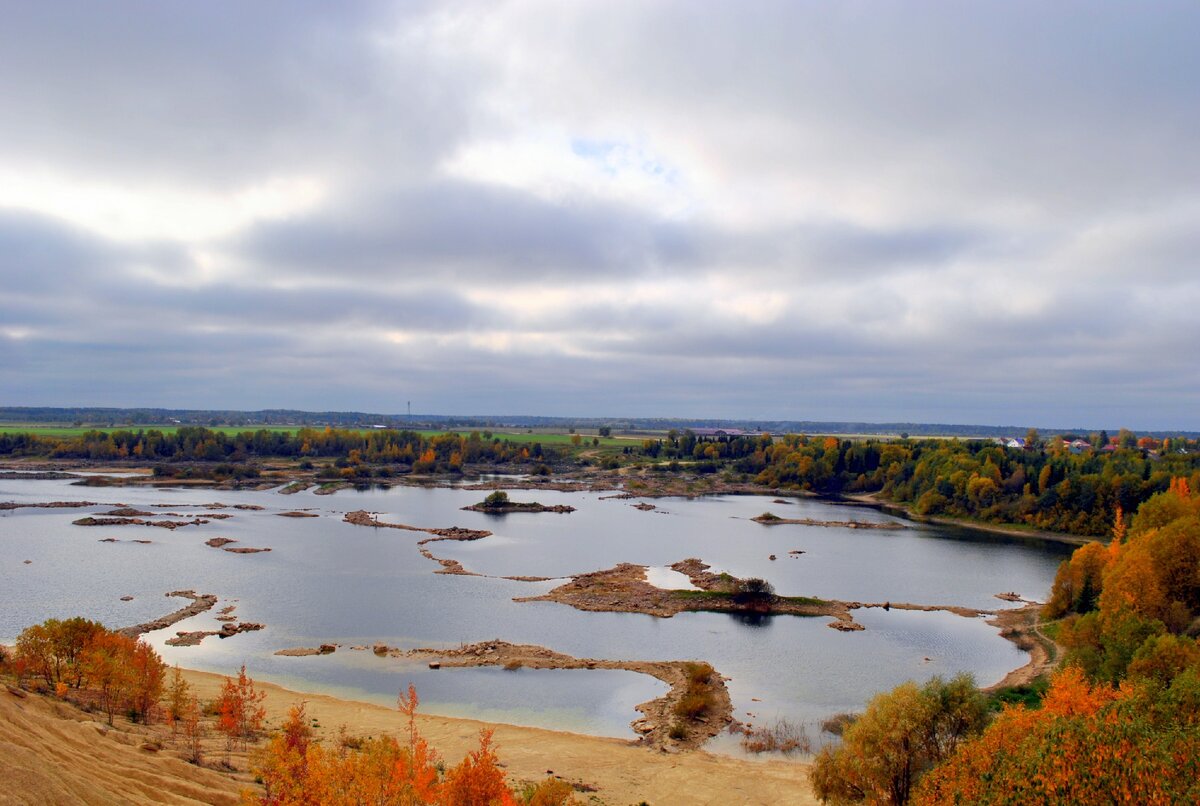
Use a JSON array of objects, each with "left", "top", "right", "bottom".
[{"left": 0, "top": 1, "right": 1198, "bottom": 429}]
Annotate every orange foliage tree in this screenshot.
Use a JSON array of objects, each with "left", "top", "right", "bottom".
[
  {"left": 914, "top": 667, "right": 1200, "bottom": 805},
  {"left": 248, "top": 685, "right": 576, "bottom": 806},
  {"left": 12, "top": 617, "right": 165, "bottom": 726},
  {"left": 217, "top": 664, "right": 268, "bottom": 751},
  {"left": 83, "top": 630, "right": 137, "bottom": 725}
]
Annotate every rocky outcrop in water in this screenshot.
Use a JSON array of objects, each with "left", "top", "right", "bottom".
[{"left": 117, "top": 590, "right": 217, "bottom": 638}]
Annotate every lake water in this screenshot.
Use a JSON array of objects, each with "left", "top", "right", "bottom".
[{"left": 0, "top": 477, "right": 1071, "bottom": 748}]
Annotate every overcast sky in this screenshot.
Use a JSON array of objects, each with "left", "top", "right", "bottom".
[{"left": 2, "top": 1, "right": 1198, "bottom": 429}]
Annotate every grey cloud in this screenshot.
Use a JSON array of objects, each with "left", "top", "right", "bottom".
[
  {"left": 238, "top": 179, "right": 702, "bottom": 282},
  {"left": 0, "top": 1, "right": 470, "bottom": 187},
  {"left": 2, "top": 1, "right": 1199, "bottom": 429}
]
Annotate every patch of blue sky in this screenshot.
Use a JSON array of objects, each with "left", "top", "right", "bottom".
[
  {"left": 570, "top": 138, "right": 621, "bottom": 175},
  {"left": 570, "top": 138, "right": 680, "bottom": 186}
]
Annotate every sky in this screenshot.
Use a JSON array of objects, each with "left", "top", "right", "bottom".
[{"left": 2, "top": 1, "right": 1198, "bottom": 430}]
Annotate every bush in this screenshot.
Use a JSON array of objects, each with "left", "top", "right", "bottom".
[
  {"left": 683, "top": 662, "right": 713, "bottom": 687},
  {"left": 820, "top": 712, "right": 858, "bottom": 736},
  {"left": 732, "top": 578, "right": 776, "bottom": 606},
  {"left": 673, "top": 662, "right": 718, "bottom": 720},
  {"left": 483, "top": 490, "right": 509, "bottom": 508},
  {"left": 674, "top": 692, "right": 711, "bottom": 719}
]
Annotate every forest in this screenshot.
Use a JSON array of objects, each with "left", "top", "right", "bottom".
[
  {"left": 0, "top": 426, "right": 570, "bottom": 472},
  {"left": 5, "top": 425, "right": 1200, "bottom": 537},
  {"left": 812, "top": 479, "right": 1200, "bottom": 804}
]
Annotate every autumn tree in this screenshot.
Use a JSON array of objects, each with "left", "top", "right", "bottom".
[
  {"left": 914, "top": 667, "right": 1200, "bottom": 805},
  {"left": 14, "top": 616, "right": 105, "bottom": 689},
  {"left": 128, "top": 639, "right": 166, "bottom": 723},
  {"left": 1044, "top": 540, "right": 1112, "bottom": 618},
  {"left": 83, "top": 630, "right": 137, "bottom": 725},
  {"left": 246, "top": 685, "right": 579, "bottom": 806},
  {"left": 253, "top": 703, "right": 317, "bottom": 806},
  {"left": 439, "top": 729, "right": 515, "bottom": 806},
  {"left": 164, "top": 664, "right": 191, "bottom": 737},
  {"left": 181, "top": 695, "right": 205, "bottom": 764},
  {"left": 217, "top": 664, "right": 267, "bottom": 752},
  {"left": 810, "top": 674, "right": 987, "bottom": 805}
]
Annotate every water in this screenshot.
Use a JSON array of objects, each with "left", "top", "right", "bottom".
[{"left": 0, "top": 477, "right": 1070, "bottom": 745}]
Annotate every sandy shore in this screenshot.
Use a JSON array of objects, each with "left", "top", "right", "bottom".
[
  {"left": 180, "top": 668, "right": 817, "bottom": 805},
  {"left": 1, "top": 664, "right": 816, "bottom": 805}
]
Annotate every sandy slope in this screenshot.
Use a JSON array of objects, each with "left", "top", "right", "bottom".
[
  {"left": 0, "top": 670, "right": 817, "bottom": 805},
  {"left": 0, "top": 686, "right": 242, "bottom": 805},
  {"left": 182, "top": 669, "right": 818, "bottom": 806}
]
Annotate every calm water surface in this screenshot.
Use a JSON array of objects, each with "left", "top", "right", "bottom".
[{"left": 0, "top": 478, "right": 1071, "bottom": 746}]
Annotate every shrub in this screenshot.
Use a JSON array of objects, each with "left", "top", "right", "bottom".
[
  {"left": 674, "top": 692, "right": 711, "bottom": 719},
  {"left": 483, "top": 490, "right": 509, "bottom": 508},
  {"left": 683, "top": 662, "right": 713, "bottom": 686},
  {"left": 732, "top": 578, "right": 776, "bottom": 606},
  {"left": 820, "top": 712, "right": 858, "bottom": 736}
]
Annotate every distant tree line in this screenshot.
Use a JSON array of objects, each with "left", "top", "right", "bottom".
[
  {"left": 10, "top": 406, "right": 1199, "bottom": 440},
  {"left": 747, "top": 435, "right": 1200, "bottom": 537},
  {"left": 0, "top": 426, "right": 566, "bottom": 472}
]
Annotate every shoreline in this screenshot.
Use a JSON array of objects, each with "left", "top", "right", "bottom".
[
  {"left": 5, "top": 466, "right": 1056, "bottom": 793},
  {"left": 0, "top": 659, "right": 817, "bottom": 805},
  {"left": 176, "top": 665, "right": 819, "bottom": 805},
  {"left": 837, "top": 492, "right": 1094, "bottom": 546},
  {"left": 2, "top": 455, "right": 1099, "bottom": 546}
]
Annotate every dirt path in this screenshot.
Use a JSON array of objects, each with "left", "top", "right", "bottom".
[{"left": 981, "top": 603, "right": 1061, "bottom": 691}]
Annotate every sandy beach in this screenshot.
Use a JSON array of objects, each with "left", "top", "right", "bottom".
[{"left": 1, "top": 666, "right": 818, "bottom": 805}]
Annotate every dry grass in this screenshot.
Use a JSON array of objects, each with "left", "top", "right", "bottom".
[
  {"left": 673, "top": 662, "right": 718, "bottom": 720},
  {"left": 819, "top": 712, "right": 858, "bottom": 736},
  {"left": 739, "top": 719, "right": 812, "bottom": 755}
]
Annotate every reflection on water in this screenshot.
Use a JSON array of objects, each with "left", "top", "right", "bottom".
[
  {"left": 0, "top": 477, "right": 1070, "bottom": 745},
  {"left": 727, "top": 611, "right": 775, "bottom": 628}
]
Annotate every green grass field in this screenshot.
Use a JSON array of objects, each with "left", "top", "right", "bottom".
[
  {"left": 0, "top": 424, "right": 309, "bottom": 437},
  {"left": 0, "top": 423, "right": 629, "bottom": 447}
]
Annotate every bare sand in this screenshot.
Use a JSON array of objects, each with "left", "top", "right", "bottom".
[
  {"left": 181, "top": 668, "right": 818, "bottom": 805},
  {"left": 0, "top": 667, "right": 817, "bottom": 805},
  {"left": 0, "top": 683, "right": 244, "bottom": 805}
]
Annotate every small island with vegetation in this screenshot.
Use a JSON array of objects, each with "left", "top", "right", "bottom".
[
  {"left": 462, "top": 490, "right": 575, "bottom": 514},
  {"left": 751, "top": 511, "right": 907, "bottom": 530}
]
